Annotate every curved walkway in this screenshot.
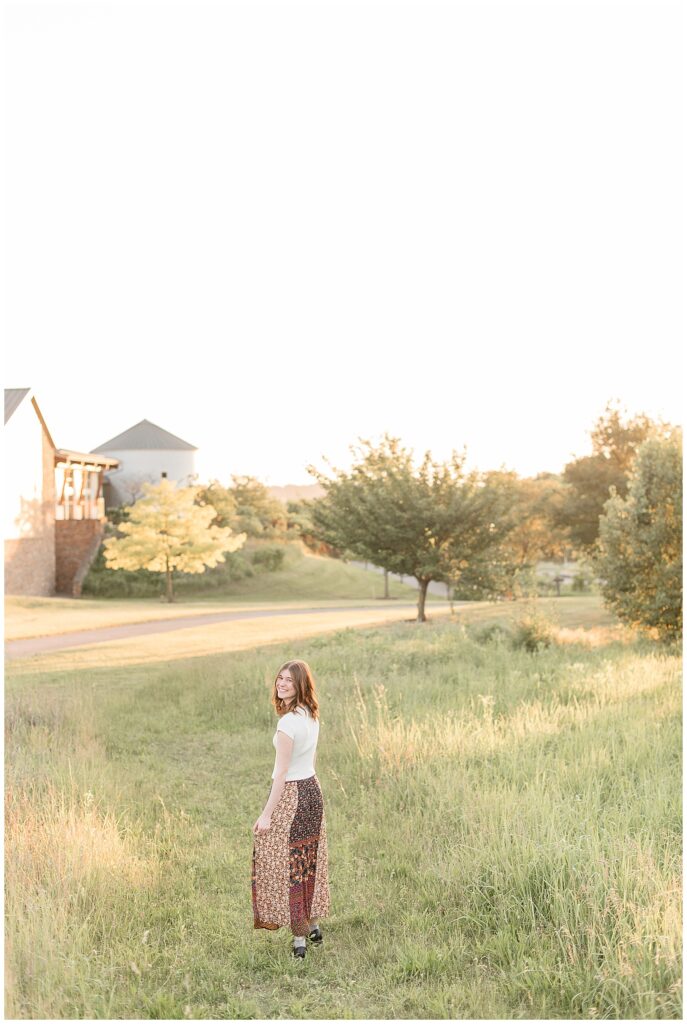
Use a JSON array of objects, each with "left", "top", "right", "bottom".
[{"left": 5, "top": 602, "right": 447, "bottom": 660}]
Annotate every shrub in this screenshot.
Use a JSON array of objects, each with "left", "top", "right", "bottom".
[
  {"left": 471, "top": 622, "right": 512, "bottom": 645},
  {"left": 81, "top": 545, "right": 161, "bottom": 598},
  {"left": 511, "top": 611, "right": 555, "bottom": 652},
  {"left": 250, "top": 545, "right": 285, "bottom": 573}
]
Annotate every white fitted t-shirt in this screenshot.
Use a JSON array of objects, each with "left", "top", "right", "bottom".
[{"left": 272, "top": 704, "right": 319, "bottom": 781}]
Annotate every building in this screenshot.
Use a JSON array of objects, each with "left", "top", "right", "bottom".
[
  {"left": 90, "top": 418, "right": 198, "bottom": 508},
  {"left": 4, "top": 388, "right": 119, "bottom": 596}
]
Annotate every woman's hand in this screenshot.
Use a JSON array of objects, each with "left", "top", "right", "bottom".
[{"left": 253, "top": 812, "right": 272, "bottom": 834}]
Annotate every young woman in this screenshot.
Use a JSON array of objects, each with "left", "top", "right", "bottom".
[{"left": 251, "top": 659, "right": 330, "bottom": 958}]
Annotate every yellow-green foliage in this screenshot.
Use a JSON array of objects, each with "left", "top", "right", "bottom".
[
  {"left": 104, "top": 479, "right": 247, "bottom": 575},
  {"left": 5, "top": 607, "right": 681, "bottom": 1019}
]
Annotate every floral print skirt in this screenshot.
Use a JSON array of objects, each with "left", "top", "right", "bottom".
[{"left": 252, "top": 773, "right": 330, "bottom": 936}]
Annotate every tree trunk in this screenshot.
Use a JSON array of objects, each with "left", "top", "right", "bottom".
[
  {"left": 165, "top": 558, "right": 174, "bottom": 602},
  {"left": 416, "top": 578, "right": 429, "bottom": 622},
  {"left": 383, "top": 568, "right": 389, "bottom": 599}
]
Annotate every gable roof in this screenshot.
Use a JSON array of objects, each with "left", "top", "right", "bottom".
[
  {"left": 4, "top": 389, "right": 57, "bottom": 448},
  {"left": 4, "top": 388, "right": 31, "bottom": 425},
  {"left": 90, "top": 418, "right": 197, "bottom": 453}
]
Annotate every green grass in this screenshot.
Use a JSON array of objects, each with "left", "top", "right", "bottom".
[
  {"left": 5, "top": 598, "right": 681, "bottom": 1019},
  {"left": 86, "top": 541, "right": 437, "bottom": 603},
  {"left": 6, "top": 545, "right": 437, "bottom": 640},
  {"left": 175, "top": 543, "right": 439, "bottom": 602}
]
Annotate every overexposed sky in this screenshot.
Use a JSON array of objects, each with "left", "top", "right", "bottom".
[{"left": 3, "top": 0, "right": 683, "bottom": 486}]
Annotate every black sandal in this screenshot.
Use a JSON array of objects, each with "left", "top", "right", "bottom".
[
  {"left": 292, "top": 940, "right": 306, "bottom": 958},
  {"left": 308, "top": 926, "right": 323, "bottom": 944}
]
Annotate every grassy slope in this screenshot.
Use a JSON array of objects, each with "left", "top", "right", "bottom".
[
  {"left": 5, "top": 597, "right": 681, "bottom": 1019},
  {"left": 205, "top": 543, "right": 441, "bottom": 602}
]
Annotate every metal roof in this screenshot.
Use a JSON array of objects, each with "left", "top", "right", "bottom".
[
  {"left": 4, "top": 388, "right": 31, "bottom": 425},
  {"left": 90, "top": 418, "right": 197, "bottom": 452}
]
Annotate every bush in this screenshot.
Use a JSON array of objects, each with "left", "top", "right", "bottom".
[
  {"left": 81, "top": 545, "right": 161, "bottom": 598},
  {"left": 471, "top": 622, "right": 512, "bottom": 645},
  {"left": 81, "top": 540, "right": 289, "bottom": 598},
  {"left": 250, "top": 545, "right": 285, "bottom": 573},
  {"left": 511, "top": 612, "right": 555, "bottom": 652}
]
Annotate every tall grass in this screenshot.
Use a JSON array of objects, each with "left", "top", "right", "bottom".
[{"left": 4, "top": 607, "right": 681, "bottom": 1018}]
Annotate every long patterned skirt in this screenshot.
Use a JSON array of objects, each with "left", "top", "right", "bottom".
[{"left": 252, "top": 773, "right": 330, "bottom": 936}]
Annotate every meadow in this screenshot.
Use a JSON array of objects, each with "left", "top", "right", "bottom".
[{"left": 4, "top": 597, "right": 681, "bottom": 1019}]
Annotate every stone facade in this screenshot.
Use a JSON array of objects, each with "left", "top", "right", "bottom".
[
  {"left": 4, "top": 406, "right": 56, "bottom": 596},
  {"left": 55, "top": 520, "right": 105, "bottom": 597},
  {"left": 5, "top": 390, "right": 117, "bottom": 598}
]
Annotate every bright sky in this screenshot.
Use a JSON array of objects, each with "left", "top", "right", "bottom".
[{"left": 3, "top": 0, "right": 683, "bottom": 487}]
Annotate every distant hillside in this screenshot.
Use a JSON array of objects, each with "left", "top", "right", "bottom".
[{"left": 267, "top": 483, "right": 325, "bottom": 503}]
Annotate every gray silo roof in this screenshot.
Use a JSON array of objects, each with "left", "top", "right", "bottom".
[{"left": 90, "top": 418, "right": 197, "bottom": 452}]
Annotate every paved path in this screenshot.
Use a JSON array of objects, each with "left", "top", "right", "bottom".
[{"left": 5, "top": 602, "right": 448, "bottom": 660}]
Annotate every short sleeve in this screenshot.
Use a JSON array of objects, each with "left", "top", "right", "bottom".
[{"left": 277, "top": 715, "right": 297, "bottom": 740}]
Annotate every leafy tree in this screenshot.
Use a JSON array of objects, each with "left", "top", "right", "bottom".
[
  {"left": 595, "top": 427, "right": 682, "bottom": 642},
  {"left": 307, "top": 434, "right": 518, "bottom": 622},
  {"left": 230, "top": 475, "right": 288, "bottom": 538},
  {"left": 555, "top": 401, "right": 655, "bottom": 550},
  {"left": 103, "top": 479, "right": 247, "bottom": 602},
  {"left": 198, "top": 476, "right": 288, "bottom": 539},
  {"left": 503, "top": 474, "right": 570, "bottom": 566},
  {"left": 286, "top": 499, "right": 339, "bottom": 556},
  {"left": 197, "top": 480, "right": 237, "bottom": 530},
  {"left": 453, "top": 473, "right": 570, "bottom": 600}
]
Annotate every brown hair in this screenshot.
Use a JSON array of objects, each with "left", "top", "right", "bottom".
[{"left": 271, "top": 659, "right": 320, "bottom": 721}]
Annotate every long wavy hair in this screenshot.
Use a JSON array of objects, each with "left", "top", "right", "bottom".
[{"left": 271, "top": 659, "right": 320, "bottom": 721}]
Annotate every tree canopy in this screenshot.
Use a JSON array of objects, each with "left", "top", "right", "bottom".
[
  {"left": 103, "top": 479, "right": 247, "bottom": 601},
  {"left": 307, "top": 434, "right": 518, "bottom": 621},
  {"left": 198, "top": 476, "right": 289, "bottom": 539},
  {"left": 555, "top": 402, "right": 656, "bottom": 550},
  {"left": 595, "top": 428, "right": 682, "bottom": 642},
  {"left": 454, "top": 473, "right": 570, "bottom": 599}
]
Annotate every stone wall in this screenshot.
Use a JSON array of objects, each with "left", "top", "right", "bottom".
[
  {"left": 55, "top": 520, "right": 105, "bottom": 597},
  {"left": 4, "top": 535, "right": 56, "bottom": 596},
  {"left": 4, "top": 424, "right": 57, "bottom": 596}
]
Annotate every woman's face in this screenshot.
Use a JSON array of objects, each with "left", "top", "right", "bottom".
[{"left": 276, "top": 668, "right": 297, "bottom": 701}]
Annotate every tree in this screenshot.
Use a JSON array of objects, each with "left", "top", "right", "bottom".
[
  {"left": 307, "top": 434, "right": 517, "bottom": 622},
  {"left": 503, "top": 474, "right": 570, "bottom": 567},
  {"left": 198, "top": 476, "right": 288, "bottom": 539},
  {"left": 196, "top": 480, "right": 237, "bottom": 530},
  {"left": 286, "top": 499, "right": 339, "bottom": 556},
  {"left": 450, "top": 473, "right": 571, "bottom": 601},
  {"left": 103, "top": 479, "right": 247, "bottom": 601},
  {"left": 595, "top": 427, "right": 682, "bottom": 642},
  {"left": 229, "top": 475, "right": 288, "bottom": 538},
  {"left": 555, "top": 401, "right": 656, "bottom": 550}
]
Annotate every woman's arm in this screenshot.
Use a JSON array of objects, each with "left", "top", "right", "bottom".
[{"left": 261, "top": 731, "right": 294, "bottom": 819}]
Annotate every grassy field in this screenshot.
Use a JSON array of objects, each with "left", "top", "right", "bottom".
[
  {"left": 4, "top": 597, "right": 681, "bottom": 1019},
  {"left": 5, "top": 546, "right": 432, "bottom": 641},
  {"left": 5, "top": 604, "right": 451, "bottom": 673}
]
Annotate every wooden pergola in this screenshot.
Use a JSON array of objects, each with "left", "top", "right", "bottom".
[{"left": 54, "top": 449, "right": 119, "bottom": 521}]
